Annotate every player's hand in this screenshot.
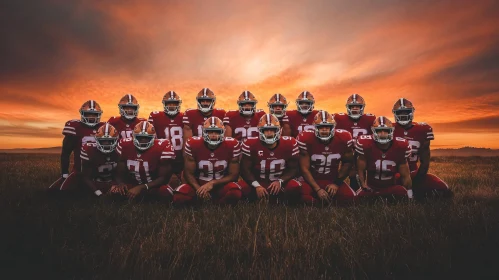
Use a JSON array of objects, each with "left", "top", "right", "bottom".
[
  {"left": 325, "top": 184, "right": 339, "bottom": 197},
  {"left": 197, "top": 182, "right": 214, "bottom": 200},
  {"left": 110, "top": 184, "right": 128, "bottom": 196},
  {"left": 361, "top": 185, "right": 373, "bottom": 192},
  {"left": 127, "top": 185, "right": 145, "bottom": 199},
  {"left": 255, "top": 186, "right": 268, "bottom": 199},
  {"left": 268, "top": 181, "right": 282, "bottom": 195},
  {"left": 316, "top": 189, "right": 331, "bottom": 203},
  {"left": 407, "top": 189, "right": 414, "bottom": 200}
]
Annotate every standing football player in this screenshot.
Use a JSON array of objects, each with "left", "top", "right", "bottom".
[
  {"left": 334, "top": 94, "right": 376, "bottom": 191},
  {"left": 148, "top": 91, "right": 185, "bottom": 185},
  {"left": 108, "top": 94, "right": 146, "bottom": 140},
  {"left": 297, "top": 111, "right": 356, "bottom": 205},
  {"left": 111, "top": 121, "right": 175, "bottom": 201},
  {"left": 223, "top": 90, "right": 266, "bottom": 142},
  {"left": 287, "top": 91, "right": 319, "bottom": 137},
  {"left": 48, "top": 100, "right": 104, "bottom": 192},
  {"left": 355, "top": 117, "right": 413, "bottom": 200},
  {"left": 173, "top": 117, "right": 242, "bottom": 206},
  {"left": 81, "top": 123, "right": 120, "bottom": 197},
  {"left": 392, "top": 98, "right": 452, "bottom": 199},
  {"left": 239, "top": 114, "right": 301, "bottom": 203},
  {"left": 183, "top": 88, "right": 226, "bottom": 141},
  {"left": 267, "top": 93, "right": 292, "bottom": 137}
]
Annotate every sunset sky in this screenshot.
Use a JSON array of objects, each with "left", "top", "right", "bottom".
[{"left": 1, "top": 0, "right": 499, "bottom": 149}]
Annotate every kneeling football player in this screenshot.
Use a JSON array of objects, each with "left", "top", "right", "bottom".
[
  {"left": 296, "top": 111, "right": 356, "bottom": 205},
  {"left": 173, "top": 117, "right": 242, "bottom": 206},
  {"left": 111, "top": 121, "right": 175, "bottom": 201},
  {"left": 81, "top": 123, "right": 120, "bottom": 197},
  {"left": 239, "top": 114, "right": 301, "bottom": 203},
  {"left": 355, "top": 117, "right": 413, "bottom": 200}
]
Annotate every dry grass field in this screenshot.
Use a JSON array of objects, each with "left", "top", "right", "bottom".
[{"left": 1, "top": 154, "right": 498, "bottom": 279}]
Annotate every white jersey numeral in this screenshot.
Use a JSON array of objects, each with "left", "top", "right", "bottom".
[
  {"left": 260, "top": 159, "right": 286, "bottom": 180},
  {"left": 234, "top": 127, "right": 259, "bottom": 139},
  {"left": 198, "top": 160, "right": 228, "bottom": 181},
  {"left": 374, "top": 159, "right": 396, "bottom": 180},
  {"left": 127, "top": 160, "right": 151, "bottom": 184},
  {"left": 164, "top": 126, "right": 183, "bottom": 151},
  {"left": 311, "top": 153, "right": 341, "bottom": 174}
]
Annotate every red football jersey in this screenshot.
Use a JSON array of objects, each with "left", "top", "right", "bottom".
[
  {"left": 286, "top": 109, "right": 319, "bottom": 137},
  {"left": 107, "top": 116, "right": 147, "bottom": 140},
  {"left": 296, "top": 129, "right": 353, "bottom": 181},
  {"left": 223, "top": 109, "right": 266, "bottom": 141},
  {"left": 393, "top": 122, "right": 434, "bottom": 172},
  {"left": 355, "top": 135, "right": 411, "bottom": 189},
  {"left": 241, "top": 136, "right": 299, "bottom": 183},
  {"left": 183, "top": 108, "right": 226, "bottom": 137},
  {"left": 62, "top": 119, "right": 104, "bottom": 172},
  {"left": 116, "top": 138, "right": 175, "bottom": 185},
  {"left": 184, "top": 136, "right": 241, "bottom": 185},
  {"left": 334, "top": 113, "right": 376, "bottom": 139},
  {"left": 80, "top": 143, "right": 120, "bottom": 182},
  {"left": 148, "top": 111, "right": 184, "bottom": 161}
]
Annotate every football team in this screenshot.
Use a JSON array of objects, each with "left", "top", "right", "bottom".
[{"left": 47, "top": 88, "right": 452, "bottom": 205}]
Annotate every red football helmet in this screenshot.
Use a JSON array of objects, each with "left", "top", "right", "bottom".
[
  {"left": 79, "top": 100, "right": 103, "bottom": 127},
  {"left": 202, "top": 117, "right": 225, "bottom": 146},
  {"left": 313, "top": 110, "right": 336, "bottom": 141},
  {"left": 133, "top": 121, "right": 156, "bottom": 150},
  {"left": 257, "top": 113, "right": 281, "bottom": 145},
  {"left": 162, "top": 91, "right": 182, "bottom": 116},
  {"left": 371, "top": 116, "right": 394, "bottom": 144},
  {"left": 118, "top": 94, "right": 140, "bottom": 120},
  {"left": 95, "top": 123, "right": 119, "bottom": 153}
]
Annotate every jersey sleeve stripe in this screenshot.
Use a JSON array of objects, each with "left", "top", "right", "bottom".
[
  {"left": 80, "top": 155, "right": 90, "bottom": 161},
  {"left": 355, "top": 149, "right": 364, "bottom": 154},
  {"left": 64, "top": 126, "right": 76, "bottom": 130},
  {"left": 63, "top": 130, "right": 76, "bottom": 135},
  {"left": 292, "top": 151, "right": 299, "bottom": 156},
  {"left": 242, "top": 147, "right": 250, "bottom": 153},
  {"left": 242, "top": 151, "right": 251, "bottom": 156},
  {"left": 184, "top": 151, "right": 193, "bottom": 156},
  {"left": 161, "top": 156, "right": 174, "bottom": 159},
  {"left": 185, "top": 143, "right": 191, "bottom": 148}
]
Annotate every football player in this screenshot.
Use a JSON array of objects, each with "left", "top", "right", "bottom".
[
  {"left": 355, "top": 117, "right": 413, "bottom": 200},
  {"left": 108, "top": 94, "right": 146, "bottom": 139},
  {"left": 48, "top": 100, "right": 104, "bottom": 192},
  {"left": 297, "top": 111, "right": 356, "bottom": 205},
  {"left": 392, "top": 98, "right": 452, "bottom": 198},
  {"left": 148, "top": 91, "right": 185, "bottom": 184},
  {"left": 81, "top": 123, "right": 120, "bottom": 197},
  {"left": 286, "top": 91, "right": 319, "bottom": 137},
  {"left": 111, "top": 121, "right": 175, "bottom": 201},
  {"left": 173, "top": 117, "right": 242, "bottom": 206},
  {"left": 267, "top": 93, "right": 291, "bottom": 136},
  {"left": 183, "top": 88, "right": 226, "bottom": 141},
  {"left": 239, "top": 114, "right": 301, "bottom": 203},
  {"left": 334, "top": 94, "right": 376, "bottom": 191},
  {"left": 223, "top": 90, "right": 266, "bottom": 142}
]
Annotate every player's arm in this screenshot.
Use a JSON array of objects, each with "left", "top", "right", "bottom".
[
  {"left": 299, "top": 149, "right": 321, "bottom": 192},
  {"left": 81, "top": 160, "right": 100, "bottom": 196},
  {"left": 337, "top": 149, "right": 354, "bottom": 182},
  {"left": 398, "top": 160, "right": 412, "bottom": 191},
  {"left": 356, "top": 154, "right": 368, "bottom": 190},
  {"left": 415, "top": 139, "right": 431, "bottom": 180},
  {"left": 115, "top": 159, "right": 127, "bottom": 186},
  {"left": 211, "top": 156, "right": 240, "bottom": 188},
  {"left": 281, "top": 123, "right": 291, "bottom": 137},
  {"left": 147, "top": 160, "right": 173, "bottom": 189},
  {"left": 183, "top": 153, "right": 201, "bottom": 190},
  {"left": 224, "top": 124, "right": 233, "bottom": 137},
  {"left": 280, "top": 157, "right": 298, "bottom": 184},
  {"left": 183, "top": 125, "right": 193, "bottom": 143},
  {"left": 61, "top": 135, "right": 75, "bottom": 175}
]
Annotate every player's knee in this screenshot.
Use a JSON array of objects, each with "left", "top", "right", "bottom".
[
  {"left": 157, "top": 185, "right": 174, "bottom": 199},
  {"left": 173, "top": 184, "right": 196, "bottom": 205},
  {"left": 284, "top": 180, "right": 301, "bottom": 195}
]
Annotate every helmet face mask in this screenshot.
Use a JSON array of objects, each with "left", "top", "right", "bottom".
[
  {"left": 259, "top": 127, "right": 281, "bottom": 145},
  {"left": 269, "top": 104, "right": 287, "bottom": 118},
  {"left": 238, "top": 101, "right": 256, "bottom": 116},
  {"left": 371, "top": 116, "right": 394, "bottom": 144},
  {"left": 313, "top": 110, "right": 335, "bottom": 141},
  {"left": 392, "top": 98, "right": 415, "bottom": 125},
  {"left": 297, "top": 100, "right": 314, "bottom": 114},
  {"left": 95, "top": 123, "right": 119, "bottom": 153},
  {"left": 80, "top": 100, "right": 102, "bottom": 127},
  {"left": 203, "top": 127, "right": 225, "bottom": 146},
  {"left": 133, "top": 121, "right": 156, "bottom": 151},
  {"left": 119, "top": 104, "right": 139, "bottom": 120},
  {"left": 197, "top": 97, "right": 215, "bottom": 113},
  {"left": 346, "top": 104, "right": 364, "bottom": 119},
  {"left": 163, "top": 100, "right": 181, "bottom": 116}
]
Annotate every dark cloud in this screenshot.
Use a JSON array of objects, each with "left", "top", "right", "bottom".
[
  {"left": 0, "top": 0, "right": 153, "bottom": 84},
  {"left": 432, "top": 116, "right": 499, "bottom": 133}
]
